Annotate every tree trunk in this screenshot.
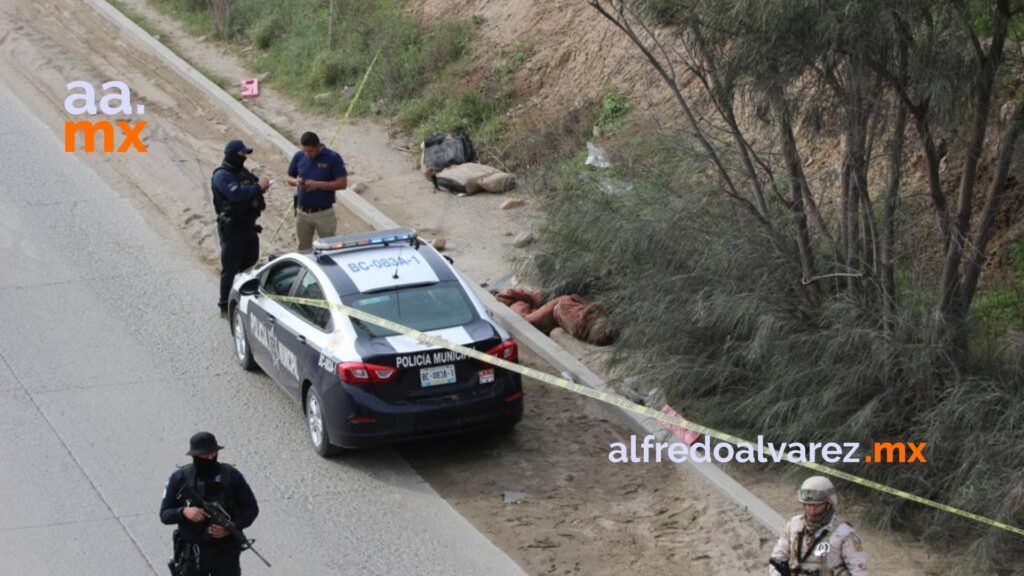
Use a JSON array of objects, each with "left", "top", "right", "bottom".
[
  {"left": 770, "top": 84, "right": 817, "bottom": 285},
  {"left": 960, "top": 100, "right": 1024, "bottom": 311},
  {"left": 880, "top": 33, "right": 908, "bottom": 331},
  {"left": 935, "top": 0, "right": 1010, "bottom": 371}
]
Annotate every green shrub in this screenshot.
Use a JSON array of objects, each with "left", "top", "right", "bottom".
[
  {"left": 249, "top": 13, "right": 280, "bottom": 50},
  {"left": 312, "top": 51, "right": 353, "bottom": 87},
  {"left": 598, "top": 91, "right": 631, "bottom": 132}
]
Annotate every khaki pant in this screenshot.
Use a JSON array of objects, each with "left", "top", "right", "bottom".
[{"left": 295, "top": 207, "right": 337, "bottom": 251}]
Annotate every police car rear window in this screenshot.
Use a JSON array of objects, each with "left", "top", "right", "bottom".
[{"left": 344, "top": 282, "right": 475, "bottom": 337}]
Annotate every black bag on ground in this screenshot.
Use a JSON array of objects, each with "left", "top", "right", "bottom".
[{"left": 421, "top": 131, "right": 476, "bottom": 177}]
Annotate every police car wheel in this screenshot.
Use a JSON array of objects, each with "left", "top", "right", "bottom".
[
  {"left": 306, "top": 386, "right": 340, "bottom": 457},
  {"left": 232, "top": 307, "right": 256, "bottom": 371}
]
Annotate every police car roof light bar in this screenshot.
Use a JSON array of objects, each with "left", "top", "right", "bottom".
[{"left": 312, "top": 228, "right": 419, "bottom": 259}]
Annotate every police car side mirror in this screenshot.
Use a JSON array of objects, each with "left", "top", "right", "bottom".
[{"left": 239, "top": 278, "right": 260, "bottom": 297}]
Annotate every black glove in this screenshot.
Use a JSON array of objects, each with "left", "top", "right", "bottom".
[{"left": 769, "top": 558, "right": 792, "bottom": 576}]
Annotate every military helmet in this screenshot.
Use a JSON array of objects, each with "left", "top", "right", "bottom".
[{"left": 797, "top": 476, "right": 837, "bottom": 507}]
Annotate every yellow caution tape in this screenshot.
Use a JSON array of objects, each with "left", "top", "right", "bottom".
[
  {"left": 258, "top": 50, "right": 382, "bottom": 261},
  {"left": 327, "top": 48, "right": 381, "bottom": 149},
  {"left": 265, "top": 293, "right": 1024, "bottom": 538}
]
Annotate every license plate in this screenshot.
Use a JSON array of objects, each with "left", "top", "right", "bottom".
[{"left": 420, "top": 364, "right": 457, "bottom": 387}]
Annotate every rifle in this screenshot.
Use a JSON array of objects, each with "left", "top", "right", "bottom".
[
  {"left": 769, "top": 558, "right": 792, "bottom": 576},
  {"left": 177, "top": 484, "right": 271, "bottom": 568}
]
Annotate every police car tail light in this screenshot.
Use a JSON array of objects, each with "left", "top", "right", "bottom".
[
  {"left": 485, "top": 340, "right": 519, "bottom": 364},
  {"left": 370, "top": 366, "right": 398, "bottom": 383},
  {"left": 338, "top": 362, "right": 397, "bottom": 385}
]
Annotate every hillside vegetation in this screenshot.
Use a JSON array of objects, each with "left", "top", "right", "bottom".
[{"left": 523, "top": 1, "right": 1024, "bottom": 574}]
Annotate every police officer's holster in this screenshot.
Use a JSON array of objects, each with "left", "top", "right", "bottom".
[{"left": 168, "top": 528, "right": 187, "bottom": 576}]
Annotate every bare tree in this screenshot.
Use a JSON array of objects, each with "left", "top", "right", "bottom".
[{"left": 591, "top": 0, "right": 1024, "bottom": 373}]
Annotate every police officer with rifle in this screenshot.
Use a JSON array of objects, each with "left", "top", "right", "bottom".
[
  {"left": 161, "top": 432, "right": 262, "bottom": 576},
  {"left": 213, "top": 139, "right": 271, "bottom": 318}
]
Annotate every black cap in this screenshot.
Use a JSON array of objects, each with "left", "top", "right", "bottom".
[
  {"left": 224, "top": 140, "right": 253, "bottom": 155},
  {"left": 186, "top": 431, "right": 224, "bottom": 456}
]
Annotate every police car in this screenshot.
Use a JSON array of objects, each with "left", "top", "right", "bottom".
[{"left": 227, "top": 228, "right": 523, "bottom": 455}]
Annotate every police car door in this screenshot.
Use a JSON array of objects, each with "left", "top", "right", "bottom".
[
  {"left": 274, "top": 267, "right": 333, "bottom": 401},
  {"left": 251, "top": 260, "right": 303, "bottom": 385}
]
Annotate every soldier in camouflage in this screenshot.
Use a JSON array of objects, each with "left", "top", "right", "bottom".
[{"left": 768, "top": 476, "right": 868, "bottom": 576}]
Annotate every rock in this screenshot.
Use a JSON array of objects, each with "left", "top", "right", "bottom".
[
  {"left": 646, "top": 388, "right": 667, "bottom": 410},
  {"left": 563, "top": 473, "right": 574, "bottom": 482},
  {"left": 595, "top": 175, "right": 633, "bottom": 196},
  {"left": 502, "top": 491, "right": 529, "bottom": 505},
  {"left": 585, "top": 141, "right": 611, "bottom": 168},
  {"left": 503, "top": 231, "right": 514, "bottom": 236},
  {"left": 479, "top": 172, "right": 516, "bottom": 193},
  {"left": 487, "top": 272, "right": 518, "bottom": 292},
  {"left": 501, "top": 198, "right": 526, "bottom": 210},
  {"left": 513, "top": 232, "right": 534, "bottom": 247},
  {"left": 350, "top": 181, "right": 368, "bottom": 194},
  {"left": 436, "top": 162, "right": 501, "bottom": 195},
  {"left": 314, "top": 92, "right": 333, "bottom": 103},
  {"left": 621, "top": 383, "right": 646, "bottom": 404},
  {"left": 431, "top": 238, "right": 446, "bottom": 251}
]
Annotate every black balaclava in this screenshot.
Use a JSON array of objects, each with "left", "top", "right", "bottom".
[
  {"left": 223, "top": 151, "right": 246, "bottom": 170},
  {"left": 193, "top": 454, "right": 220, "bottom": 477}
]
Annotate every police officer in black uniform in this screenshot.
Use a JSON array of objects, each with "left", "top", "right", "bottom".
[
  {"left": 212, "top": 140, "right": 271, "bottom": 317},
  {"left": 160, "top": 432, "right": 259, "bottom": 576}
]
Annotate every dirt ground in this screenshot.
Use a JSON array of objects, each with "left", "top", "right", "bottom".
[{"left": 0, "top": 1, "right": 947, "bottom": 574}]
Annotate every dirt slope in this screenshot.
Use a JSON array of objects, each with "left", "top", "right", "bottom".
[
  {"left": 415, "top": 0, "right": 675, "bottom": 125},
  {"left": 419, "top": 0, "right": 1024, "bottom": 282}
]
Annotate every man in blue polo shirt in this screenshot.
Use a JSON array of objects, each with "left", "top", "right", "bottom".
[{"left": 285, "top": 131, "right": 348, "bottom": 250}]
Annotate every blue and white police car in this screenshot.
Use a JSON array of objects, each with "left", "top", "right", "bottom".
[{"left": 227, "top": 228, "right": 523, "bottom": 455}]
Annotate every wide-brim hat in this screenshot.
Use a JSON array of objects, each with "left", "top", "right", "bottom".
[{"left": 186, "top": 431, "right": 224, "bottom": 456}]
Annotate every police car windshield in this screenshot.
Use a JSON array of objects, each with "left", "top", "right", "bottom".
[{"left": 343, "top": 281, "right": 476, "bottom": 338}]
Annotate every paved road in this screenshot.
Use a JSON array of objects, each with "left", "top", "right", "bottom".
[{"left": 0, "top": 81, "right": 525, "bottom": 575}]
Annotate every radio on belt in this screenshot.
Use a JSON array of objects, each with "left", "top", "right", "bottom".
[{"left": 313, "top": 228, "right": 420, "bottom": 260}]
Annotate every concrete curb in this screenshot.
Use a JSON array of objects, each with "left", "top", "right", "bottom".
[{"left": 87, "top": 0, "right": 784, "bottom": 537}]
